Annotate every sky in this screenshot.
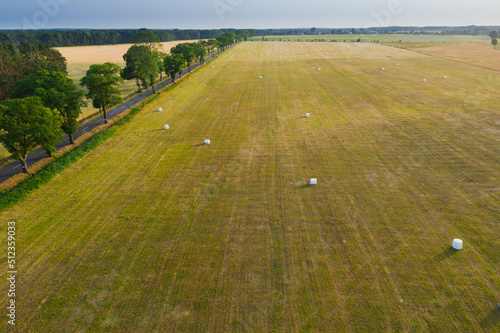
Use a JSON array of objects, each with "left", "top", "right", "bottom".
[{"left": 0, "top": 0, "right": 499, "bottom": 30}]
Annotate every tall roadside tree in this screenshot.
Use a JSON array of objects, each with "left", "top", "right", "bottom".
[
  {"left": 192, "top": 42, "right": 208, "bottom": 64},
  {"left": 170, "top": 43, "right": 195, "bottom": 72},
  {"left": 139, "top": 50, "right": 160, "bottom": 93},
  {"left": 125, "top": 30, "right": 165, "bottom": 88},
  {"left": 80, "top": 63, "right": 123, "bottom": 124},
  {"left": 164, "top": 54, "right": 185, "bottom": 83},
  {"left": 11, "top": 70, "right": 86, "bottom": 145},
  {"left": 207, "top": 39, "right": 219, "bottom": 55},
  {"left": 122, "top": 45, "right": 149, "bottom": 92},
  {"left": 0, "top": 97, "right": 63, "bottom": 173},
  {"left": 122, "top": 45, "right": 160, "bottom": 93},
  {"left": 155, "top": 51, "right": 167, "bottom": 81}
]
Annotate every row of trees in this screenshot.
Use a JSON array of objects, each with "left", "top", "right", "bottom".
[
  {"left": 0, "top": 31, "right": 240, "bottom": 174},
  {"left": 122, "top": 32, "right": 242, "bottom": 94},
  {"left": 0, "top": 68, "right": 88, "bottom": 173},
  {"left": 0, "top": 29, "right": 253, "bottom": 47},
  {"left": 0, "top": 41, "right": 84, "bottom": 173}
]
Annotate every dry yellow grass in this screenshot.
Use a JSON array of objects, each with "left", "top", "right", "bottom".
[{"left": 56, "top": 40, "right": 199, "bottom": 64}]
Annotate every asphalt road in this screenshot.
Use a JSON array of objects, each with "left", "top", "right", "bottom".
[{"left": 0, "top": 50, "right": 223, "bottom": 184}]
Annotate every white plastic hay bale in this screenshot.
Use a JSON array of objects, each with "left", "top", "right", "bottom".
[
  {"left": 205, "top": 139, "right": 211, "bottom": 145},
  {"left": 212, "top": 66, "right": 214, "bottom": 68},
  {"left": 423, "top": 79, "right": 427, "bottom": 82},
  {"left": 306, "top": 113, "right": 310, "bottom": 118},
  {"left": 318, "top": 68, "right": 321, "bottom": 71},
  {"left": 396, "top": 64, "right": 399, "bottom": 66},
  {"left": 164, "top": 125, "right": 169, "bottom": 130},
  {"left": 452, "top": 239, "right": 463, "bottom": 250},
  {"left": 310, "top": 178, "right": 317, "bottom": 186},
  {"left": 313, "top": 67, "right": 315, "bottom": 69},
  {"left": 158, "top": 107, "right": 163, "bottom": 112},
  {"left": 444, "top": 76, "right": 447, "bottom": 79},
  {"left": 259, "top": 76, "right": 262, "bottom": 79}
]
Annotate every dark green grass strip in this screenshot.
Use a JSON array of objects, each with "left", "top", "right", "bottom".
[{"left": 0, "top": 106, "right": 142, "bottom": 213}]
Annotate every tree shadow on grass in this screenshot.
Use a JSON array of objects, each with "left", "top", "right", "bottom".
[
  {"left": 480, "top": 306, "right": 500, "bottom": 330},
  {"left": 433, "top": 247, "right": 458, "bottom": 261}
]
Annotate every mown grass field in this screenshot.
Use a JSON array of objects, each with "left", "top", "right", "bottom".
[{"left": 1, "top": 41, "right": 499, "bottom": 332}]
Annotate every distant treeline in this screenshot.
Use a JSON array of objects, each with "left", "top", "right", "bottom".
[
  {"left": 0, "top": 29, "right": 260, "bottom": 47},
  {"left": 1, "top": 26, "right": 496, "bottom": 48},
  {"left": 267, "top": 26, "right": 499, "bottom": 36}
]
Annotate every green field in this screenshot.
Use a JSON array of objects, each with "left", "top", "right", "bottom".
[
  {"left": 1, "top": 41, "right": 499, "bottom": 332},
  {"left": 250, "top": 34, "right": 491, "bottom": 44}
]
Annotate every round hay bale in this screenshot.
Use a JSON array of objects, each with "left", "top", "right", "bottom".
[{"left": 452, "top": 239, "right": 463, "bottom": 250}]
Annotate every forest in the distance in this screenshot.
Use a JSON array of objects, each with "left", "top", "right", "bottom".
[
  {"left": 0, "top": 29, "right": 253, "bottom": 47},
  {"left": 0, "top": 26, "right": 498, "bottom": 48}
]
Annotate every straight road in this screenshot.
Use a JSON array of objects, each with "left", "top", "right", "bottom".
[{"left": 0, "top": 49, "right": 225, "bottom": 183}]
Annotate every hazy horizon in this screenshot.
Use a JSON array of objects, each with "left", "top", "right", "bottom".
[{"left": 1, "top": 0, "right": 499, "bottom": 31}]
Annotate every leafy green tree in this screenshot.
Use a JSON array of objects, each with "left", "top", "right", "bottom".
[
  {"left": 80, "top": 63, "right": 123, "bottom": 124},
  {"left": 192, "top": 42, "right": 207, "bottom": 64},
  {"left": 489, "top": 31, "right": 499, "bottom": 39},
  {"left": 123, "top": 45, "right": 160, "bottom": 93},
  {"left": 0, "top": 97, "right": 63, "bottom": 173},
  {"left": 138, "top": 50, "right": 160, "bottom": 93},
  {"left": 171, "top": 43, "right": 195, "bottom": 72},
  {"left": 492, "top": 38, "right": 498, "bottom": 47},
  {"left": 155, "top": 51, "right": 167, "bottom": 80},
  {"left": 11, "top": 70, "right": 86, "bottom": 145},
  {"left": 164, "top": 54, "right": 185, "bottom": 83},
  {"left": 207, "top": 39, "right": 219, "bottom": 54},
  {"left": 216, "top": 33, "right": 236, "bottom": 50},
  {"left": 123, "top": 45, "right": 150, "bottom": 92}
]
